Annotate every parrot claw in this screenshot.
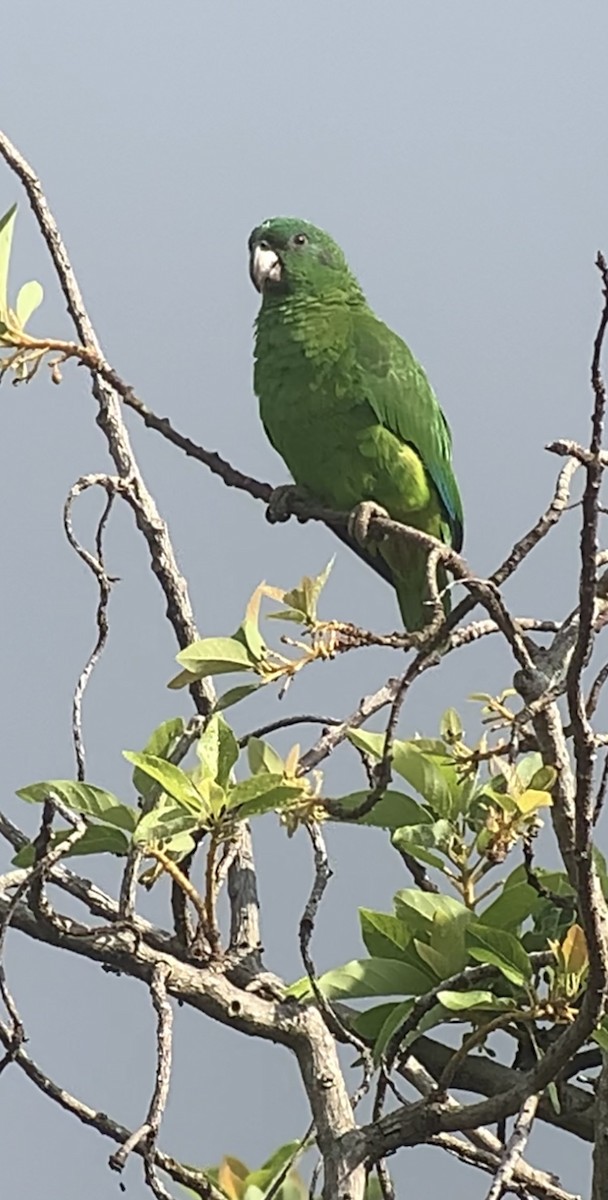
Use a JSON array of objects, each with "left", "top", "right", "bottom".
[
  {"left": 348, "top": 501, "right": 390, "bottom": 547},
  {"left": 266, "top": 484, "right": 311, "bottom": 525}
]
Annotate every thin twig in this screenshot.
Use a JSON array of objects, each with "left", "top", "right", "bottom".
[
  {"left": 483, "top": 1093, "right": 540, "bottom": 1200},
  {"left": 594, "top": 751, "right": 608, "bottom": 827},
  {"left": 0, "top": 1017, "right": 221, "bottom": 1198},
  {"left": 0, "top": 127, "right": 213, "bottom": 720},
  {"left": 586, "top": 658, "right": 608, "bottom": 719},
  {"left": 63, "top": 474, "right": 119, "bottom": 780},
  {"left": 238, "top": 714, "right": 341, "bottom": 747},
  {"left": 109, "top": 963, "right": 173, "bottom": 1179},
  {"left": 0, "top": 793, "right": 88, "bottom": 1057},
  {"left": 300, "top": 823, "right": 369, "bottom": 1067}
]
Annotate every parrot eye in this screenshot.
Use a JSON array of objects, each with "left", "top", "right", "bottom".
[{"left": 293, "top": 233, "right": 308, "bottom": 247}]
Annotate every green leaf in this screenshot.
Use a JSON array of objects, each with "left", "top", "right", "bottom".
[
  {"left": 394, "top": 889, "right": 469, "bottom": 936},
  {"left": 392, "top": 742, "right": 459, "bottom": 819},
  {"left": 0, "top": 204, "right": 17, "bottom": 317},
  {"left": 330, "top": 790, "right": 429, "bottom": 831},
  {"left": 228, "top": 775, "right": 303, "bottom": 819},
  {"left": 16, "top": 780, "right": 137, "bottom": 831},
  {"left": 215, "top": 683, "right": 261, "bottom": 712},
  {"left": 287, "top": 957, "right": 433, "bottom": 1002},
  {"left": 351, "top": 1002, "right": 401, "bottom": 1042},
  {"left": 592, "top": 1019, "right": 608, "bottom": 1052},
  {"left": 12, "top": 823, "right": 129, "bottom": 867},
  {"left": 480, "top": 881, "right": 539, "bottom": 931},
  {"left": 513, "top": 753, "right": 543, "bottom": 789},
  {"left": 175, "top": 636, "right": 257, "bottom": 679},
  {"left": 15, "top": 279, "right": 43, "bottom": 328},
  {"left": 392, "top": 819, "right": 454, "bottom": 861},
  {"left": 246, "top": 1142, "right": 305, "bottom": 1195},
  {"left": 373, "top": 998, "right": 415, "bottom": 1061},
  {"left": 347, "top": 730, "right": 458, "bottom": 819},
  {"left": 467, "top": 922, "right": 533, "bottom": 987},
  {"left": 268, "top": 560, "right": 334, "bottom": 625},
  {"left": 393, "top": 840, "right": 445, "bottom": 871},
  {"left": 440, "top": 708, "right": 463, "bottom": 744},
  {"left": 123, "top": 752, "right": 206, "bottom": 812},
  {"left": 415, "top": 910, "right": 470, "bottom": 980},
  {"left": 162, "top": 831, "right": 197, "bottom": 859},
  {"left": 197, "top": 714, "right": 239, "bottom": 787},
  {"left": 528, "top": 764, "right": 557, "bottom": 792},
  {"left": 247, "top": 737, "right": 284, "bottom": 776},
  {"left": 132, "top": 716, "right": 185, "bottom": 799},
  {"left": 437, "top": 989, "right": 511, "bottom": 1012},
  {"left": 359, "top": 909, "right": 413, "bottom": 959},
  {"left": 134, "top": 801, "right": 205, "bottom": 845}
]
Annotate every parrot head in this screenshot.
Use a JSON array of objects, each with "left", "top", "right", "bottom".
[{"left": 249, "top": 217, "right": 357, "bottom": 298}]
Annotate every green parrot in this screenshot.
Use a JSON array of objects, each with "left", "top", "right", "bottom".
[{"left": 248, "top": 217, "right": 463, "bottom": 631}]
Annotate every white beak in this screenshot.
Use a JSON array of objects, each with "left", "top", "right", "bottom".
[{"left": 250, "top": 243, "right": 282, "bottom": 292}]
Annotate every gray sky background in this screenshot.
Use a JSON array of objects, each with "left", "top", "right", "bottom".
[{"left": 1, "top": 3, "right": 607, "bottom": 1197}]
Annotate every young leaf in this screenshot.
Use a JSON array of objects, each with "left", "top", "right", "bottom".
[
  {"left": 514, "top": 789, "right": 553, "bottom": 816},
  {"left": 267, "top": 560, "right": 334, "bottom": 625},
  {"left": 174, "top": 636, "right": 257, "bottom": 680},
  {"left": 237, "top": 583, "right": 269, "bottom": 662},
  {"left": 557, "top": 923, "right": 588, "bottom": 976},
  {"left": 247, "top": 737, "right": 285, "bottom": 776},
  {"left": 197, "top": 714, "right": 239, "bottom": 787},
  {"left": 0, "top": 204, "right": 17, "bottom": 317},
  {"left": 15, "top": 279, "right": 43, "bottom": 328},
  {"left": 12, "top": 823, "right": 129, "bottom": 867},
  {"left": 16, "top": 780, "right": 137, "bottom": 831}
]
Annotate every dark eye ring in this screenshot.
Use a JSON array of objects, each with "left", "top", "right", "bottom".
[{"left": 293, "top": 233, "right": 307, "bottom": 246}]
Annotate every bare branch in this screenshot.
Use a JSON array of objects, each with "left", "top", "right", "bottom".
[
  {"left": 592, "top": 1051, "right": 608, "bottom": 1200},
  {"left": 0, "top": 1017, "right": 223, "bottom": 1199},
  {"left": 566, "top": 252, "right": 608, "bottom": 859}
]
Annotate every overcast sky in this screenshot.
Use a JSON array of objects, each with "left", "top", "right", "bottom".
[{"left": 1, "top": 4, "right": 607, "bottom": 1198}]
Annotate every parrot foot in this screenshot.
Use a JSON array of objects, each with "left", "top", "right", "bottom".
[
  {"left": 266, "top": 484, "right": 311, "bottom": 525},
  {"left": 348, "top": 501, "right": 390, "bottom": 547}
]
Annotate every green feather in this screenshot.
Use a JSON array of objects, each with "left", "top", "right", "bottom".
[{"left": 249, "top": 217, "right": 463, "bottom": 631}]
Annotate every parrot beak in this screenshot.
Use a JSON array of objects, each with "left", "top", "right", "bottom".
[{"left": 250, "top": 242, "right": 282, "bottom": 292}]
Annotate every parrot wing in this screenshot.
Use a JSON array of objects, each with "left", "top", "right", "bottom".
[{"left": 353, "top": 314, "right": 464, "bottom": 551}]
